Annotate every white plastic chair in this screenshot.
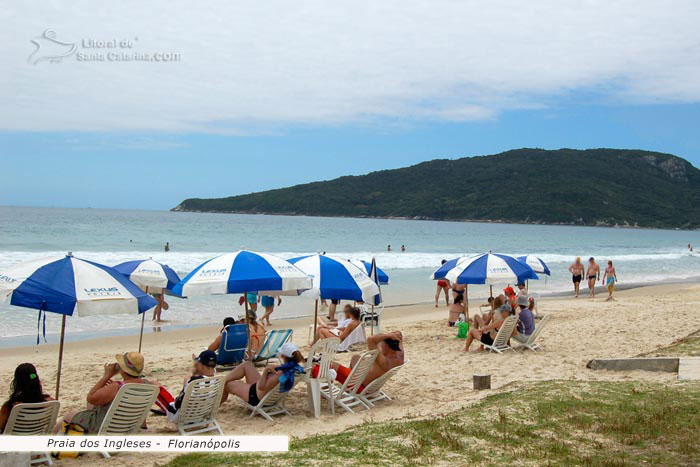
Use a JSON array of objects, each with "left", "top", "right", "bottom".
[
  {"left": 176, "top": 376, "right": 226, "bottom": 435},
  {"left": 516, "top": 314, "right": 551, "bottom": 351},
  {"left": 304, "top": 337, "right": 340, "bottom": 417},
  {"left": 4, "top": 401, "right": 60, "bottom": 465},
  {"left": 359, "top": 303, "right": 384, "bottom": 334},
  {"left": 320, "top": 350, "right": 378, "bottom": 413},
  {"left": 531, "top": 292, "right": 541, "bottom": 318},
  {"left": 246, "top": 384, "right": 292, "bottom": 421},
  {"left": 97, "top": 383, "right": 159, "bottom": 458},
  {"left": 357, "top": 361, "right": 406, "bottom": 407},
  {"left": 482, "top": 315, "right": 518, "bottom": 353}
]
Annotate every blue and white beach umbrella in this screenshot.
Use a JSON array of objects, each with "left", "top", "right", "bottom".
[
  {"left": 349, "top": 259, "right": 390, "bottom": 285},
  {"left": 172, "top": 250, "right": 312, "bottom": 297},
  {"left": 0, "top": 253, "right": 157, "bottom": 398},
  {"left": 431, "top": 255, "right": 473, "bottom": 280},
  {"left": 517, "top": 255, "right": 551, "bottom": 276},
  {"left": 289, "top": 254, "right": 380, "bottom": 302},
  {"left": 0, "top": 254, "right": 157, "bottom": 317},
  {"left": 441, "top": 252, "right": 539, "bottom": 285},
  {"left": 114, "top": 258, "right": 181, "bottom": 292},
  {"left": 114, "top": 258, "right": 182, "bottom": 352}
]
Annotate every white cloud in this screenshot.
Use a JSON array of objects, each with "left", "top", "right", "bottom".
[{"left": 2, "top": 0, "right": 699, "bottom": 133}]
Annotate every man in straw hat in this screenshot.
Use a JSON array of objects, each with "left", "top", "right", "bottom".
[{"left": 56, "top": 352, "right": 156, "bottom": 433}]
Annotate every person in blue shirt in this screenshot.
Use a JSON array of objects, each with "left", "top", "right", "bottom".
[{"left": 512, "top": 294, "right": 535, "bottom": 344}]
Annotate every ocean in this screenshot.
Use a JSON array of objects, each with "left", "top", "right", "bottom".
[{"left": 1, "top": 205, "right": 698, "bottom": 346}]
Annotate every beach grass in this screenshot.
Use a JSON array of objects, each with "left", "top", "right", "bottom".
[
  {"left": 168, "top": 380, "right": 700, "bottom": 466},
  {"left": 646, "top": 330, "right": 700, "bottom": 357}
]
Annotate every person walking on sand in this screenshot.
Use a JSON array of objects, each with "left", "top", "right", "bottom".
[
  {"left": 259, "top": 294, "right": 281, "bottom": 326},
  {"left": 602, "top": 260, "right": 618, "bottom": 301},
  {"left": 568, "top": 257, "right": 585, "bottom": 298},
  {"left": 586, "top": 257, "right": 600, "bottom": 298},
  {"left": 164, "top": 242, "right": 170, "bottom": 252}
]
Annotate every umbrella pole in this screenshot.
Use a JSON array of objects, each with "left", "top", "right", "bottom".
[
  {"left": 55, "top": 315, "right": 66, "bottom": 400},
  {"left": 489, "top": 285, "right": 493, "bottom": 299},
  {"left": 244, "top": 293, "right": 251, "bottom": 360},
  {"left": 370, "top": 305, "right": 375, "bottom": 336},
  {"left": 138, "top": 314, "right": 145, "bottom": 353},
  {"left": 465, "top": 285, "right": 469, "bottom": 323},
  {"left": 313, "top": 299, "right": 318, "bottom": 340},
  {"left": 138, "top": 286, "right": 148, "bottom": 353}
]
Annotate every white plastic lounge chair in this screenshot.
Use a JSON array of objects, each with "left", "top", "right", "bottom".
[
  {"left": 482, "top": 315, "right": 518, "bottom": 353},
  {"left": 246, "top": 383, "right": 293, "bottom": 421},
  {"left": 531, "top": 292, "right": 541, "bottom": 318},
  {"left": 359, "top": 303, "right": 385, "bottom": 334},
  {"left": 517, "top": 314, "right": 550, "bottom": 351},
  {"left": 357, "top": 361, "right": 407, "bottom": 407},
  {"left": 304, "top": 337, "right": 340, "bottom": 417},
  {"left": 337, "top": 323, "right": 367, "bottom": 352},
  {"left": 254, "top": 329, "right": 293, "bottom": 365},
  {"left": 97, "top": 383, "right": 159, "bottom": 458},
  {"left": 320, "top": 350, "right": 378, "bottom": 413},
  {"left": 4, "top": 401, "right": 60, "bottom": 465},
  {"left": 176, "top": 375, "right": 226, "bottom": 435}
]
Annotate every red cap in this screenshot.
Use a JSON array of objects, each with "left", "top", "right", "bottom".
[{"left": 503, "top": 286, "right": 515, "bottom": 296}]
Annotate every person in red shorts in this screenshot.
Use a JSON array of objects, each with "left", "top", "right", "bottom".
[{"left": 314, "top": 331, "right": 405, "bottom": 390}]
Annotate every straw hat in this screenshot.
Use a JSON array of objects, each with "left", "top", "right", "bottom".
[{"left": 115, "top": 352, "right": 144, "bottom": 377}]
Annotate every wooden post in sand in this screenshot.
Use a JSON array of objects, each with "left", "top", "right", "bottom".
[
  {"left": 473, "top": 374, "right": 491, "bottom": 390},
  {"left": 55, "top": 315, "right": 67, "bottom": 399}
]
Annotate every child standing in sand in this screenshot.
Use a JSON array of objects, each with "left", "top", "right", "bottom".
[{"left": 602, "top": 261, "right": 618, "bottom": 302}]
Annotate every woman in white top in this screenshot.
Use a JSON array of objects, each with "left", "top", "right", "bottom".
[{"left": 313, "top": 305, "right": 361, "bottom": 344}]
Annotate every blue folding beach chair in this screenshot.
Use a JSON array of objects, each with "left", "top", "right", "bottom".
[
  {"left": 253, "top": 329, "right": 294, "bottom": 365},
  {"left": 216, "top": 324, "right": 248, "bottom": 369}
]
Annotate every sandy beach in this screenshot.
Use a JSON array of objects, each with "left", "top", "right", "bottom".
[{"left": 1, "top": 282, "right": 698, "bottom": 466}]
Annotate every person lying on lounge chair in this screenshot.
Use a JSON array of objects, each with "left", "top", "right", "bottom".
[
  {"left": 56, "top": 352, "right": 156, "bottom": 433},
  {"left": 312, "top": 331, "right": 404, "bottom": 390},
  {"left": 221, "top": 343, "right": 305, "bottom": 406},
  {"left": 208, "top": 316, "right": 243, "bottom": 352},
  {"left": 158, "top": 350, "right": 218, "bottom": 422},
  {"left": 313, "top": 305, "right": 361, "bottom": 345},
  {"left": 474, "top": 294, "right": 505, "bottom": 330},
  {"left": 0, "top": 363, "right": 53, "bottom": 433},
  {"left": 464, "top": 304, "right": 513, "bottom": 352}
]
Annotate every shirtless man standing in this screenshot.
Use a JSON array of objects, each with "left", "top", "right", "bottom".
[
  {"left": 586, "top": 257, "right": 600, "bottom": 298},
  {"left": 568, "top": 257, "right": 585, "bottom": 298}
]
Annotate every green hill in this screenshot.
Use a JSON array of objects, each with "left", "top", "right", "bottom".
[{"left": 172, "top": 148, "right": 700, "bottom": 229}]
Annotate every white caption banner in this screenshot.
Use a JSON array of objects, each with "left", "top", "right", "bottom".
[{"left": 0, "top": 435, "right": 288, "bottom": 452}]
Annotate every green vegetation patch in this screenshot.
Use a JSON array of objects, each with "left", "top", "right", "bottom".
[
  {"left": 168, "top": 380, "right": 700, "bottom": 466},
  {"left": 173, "top": 148, "right": 700, "bottom": 229},
  {"left": 645, "top": 330, "right": 700, "bottom": 357}
]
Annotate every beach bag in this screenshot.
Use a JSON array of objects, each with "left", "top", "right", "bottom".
[
  {"left": 456, "top": 321, "right": 469, "bottom": 339},
  {"left": 51, "top": 421, "right": 85, "bottom": 459}
]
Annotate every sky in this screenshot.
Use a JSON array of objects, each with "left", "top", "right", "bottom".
[{"left": 2, "top": 1, "right": 700, "bottom": 210}]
